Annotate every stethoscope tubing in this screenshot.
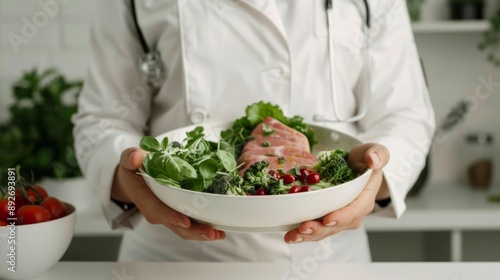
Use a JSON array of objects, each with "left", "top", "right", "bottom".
[{"left": 313, "top": 0, "right": 371, "bottom": 123}]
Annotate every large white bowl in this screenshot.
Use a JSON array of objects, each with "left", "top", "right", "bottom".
[
  {"left": 141, "top": 122, "right": 371, "bottom": 232},
  {"left": 0, "top": 203, "right": 76, "bottom": 279}
]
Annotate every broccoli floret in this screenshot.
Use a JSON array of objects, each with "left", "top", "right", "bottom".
[
  {"left": 266, "top": 179, "right": 292, "bottom": 195},
  {"left": 210, "top": 174, "right": 245, "bottom": 196},
  {"left": 242, "top": 160, "right": 271, "bottom": 187},
  {"left": 310, "top": 150, "right": 358, "bottom": 185}
]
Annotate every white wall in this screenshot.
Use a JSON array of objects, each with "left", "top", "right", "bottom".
[
  {"left": 414, "top": 0, "right": 500, "bottom": 186},
  {"left": 0, "top": 0, "right": 95, "bottom": 121},
  {"left": 1, "top": 0, "right": 499, "bottom": 186},
  {"left": 416, "top": 33, "right": 500, "bottom": 186}
]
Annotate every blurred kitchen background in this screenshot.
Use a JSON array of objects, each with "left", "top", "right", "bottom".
[{"left": 1, "top": 0, "right": 500, "bottom": 262}]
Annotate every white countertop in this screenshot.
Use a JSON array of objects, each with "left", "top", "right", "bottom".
[
  {"left": 74, "top": 182, "right": 500, "bottom": 236},
  {"left": 364, "top": 183, "right": 500, "bottom": 231},
  {"left": 31, "top": 262, "right": 500, "bottom": 280}
]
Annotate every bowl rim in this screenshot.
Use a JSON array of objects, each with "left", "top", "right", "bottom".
[{"left": 13, "top": 202, "right": 76, "bottom": 227}]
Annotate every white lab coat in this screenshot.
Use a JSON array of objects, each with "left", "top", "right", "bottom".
[{"left": 73, "top": 0, "right": 435, "bottom": 263}]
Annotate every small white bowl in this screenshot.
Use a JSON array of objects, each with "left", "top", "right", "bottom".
[
  {"left": 0, "top": 203, "right": 76, "bottom": 279},
  {"left": 141, "top": 122, "right": 371, "bottom": 232}
]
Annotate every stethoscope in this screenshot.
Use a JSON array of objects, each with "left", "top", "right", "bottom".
[
  {"left": 313, "top": 0, "right": 371, "bottom": 123},
  {"left": 131, "top": 0, "right": 371, "bottom": 123},
  {"left": 131, "top": 0, "right": 165, "bottom": 91}
]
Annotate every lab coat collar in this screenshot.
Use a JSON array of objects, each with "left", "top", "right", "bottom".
[{"left": 238, "top": 0, "right": 288, "bottom": 42}]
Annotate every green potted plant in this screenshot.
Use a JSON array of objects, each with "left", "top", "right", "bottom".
[
  {"left": 0, "top": 68, "right": 82, "bottom": 179},
  {"left": 0, "top": 69, "right": 92, "bottom": 211},
  {"left": 407, "top": 0, "right": 426, "bottom": 22},
  {"left": 478, "top": 10, "right": 500, "bottom": 67},
  {"left": 449, "top": 0, "right": 486, "bottom": 20}
]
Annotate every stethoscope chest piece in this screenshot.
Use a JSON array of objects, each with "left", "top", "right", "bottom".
[{"left": 140, "top": 50, "right": 165, "bottom": 91}]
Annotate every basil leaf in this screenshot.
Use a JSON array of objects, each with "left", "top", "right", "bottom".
[
  {"left": 218, "top": 150, "right": 236, "bottom": 172},
  {"left": 199, "top": 158, "right": 219, "bottom": 179},
  {"left": 186, "top": 126, "right": 205, "bottom": 147},
  {"left": 140, "top": 136, "right": 160, "bottom": 152},
  {"left": 165, "top": 156, "right": 197, "bottom": 181},
  {"left": 161, "top": 137, "right": 169, "bottom": 150},
  {"left": 143, "top": 153, "right": 165, "bottom": 178},
  {"left": 155, "top": 175, "right": 181, "bottom": 188},
  {"left": 186, "top": 126, "right": 204, "bottom": 139},
  {"left": 191, "top": 138, "right": 211, "bottom": 155},
  {"left": 142, "top": 153, "right": 150, "bottom": 173}
]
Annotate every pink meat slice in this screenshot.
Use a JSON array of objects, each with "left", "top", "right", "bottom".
[
  {"left": 238, "top": 116, "right": 316, "bottom": 175},
  {"left": 239, "top": 146, "right": 316, "bottom": 162},
  {"left": 242, "top": 135, "right": 297, "bottom": 152},
  {"left": 246, "top": 117, "right": 310, "bottom": 151}
]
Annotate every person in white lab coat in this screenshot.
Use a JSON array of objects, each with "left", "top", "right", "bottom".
[{"left": 73, "top": 0, "right": 435, "bottom": 263}]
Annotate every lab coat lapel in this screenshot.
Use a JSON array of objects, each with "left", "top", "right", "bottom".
[{"left": 239, "top": 0, "right": 288, "bottom": 42}]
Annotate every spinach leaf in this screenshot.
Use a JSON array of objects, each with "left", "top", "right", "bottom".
[
  {"left": 199, "top": 158, "right": 219, "bottom": 179},
  {"left": 182, "top": 177, "right": 205, "bottom": 192},
  {"left": 218, "top": 150, "right": 237, "bottom": 172}
]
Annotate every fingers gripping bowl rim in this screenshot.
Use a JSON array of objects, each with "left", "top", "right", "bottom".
[{"left": 139, "top": 121, "right": 372, "bottom": 233}]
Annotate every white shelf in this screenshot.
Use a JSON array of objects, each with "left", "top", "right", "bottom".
[
  {"left": 364, "top": 183, "right": 500, "bottom": 231},
  {"left": 412, "top": 20, "right": 490, "bottom": 33},
  {"left": 364, "top": 183, "right": 500, "bottom": 262},
  {"left": 75, "top": 209, "right": 123, "bottom": 237},
  {"left": 73, "top": 199, "right": 123, "bottom": 237}
]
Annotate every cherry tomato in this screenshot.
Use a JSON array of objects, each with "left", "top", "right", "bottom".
[
  {"left": 0, "top": 199, "right": 10, "bottom": 221},
  {"left": 300, "top": 186, "right": 311, "bottom": 192},
  {"left": 15, "top": 190, "right": 30, "bottom": 208},
  {"left": 268, "top": 170, "right": 280, "bottom": 180},
  {"left": 255, "top": 187, "right": 267, "bottom": 195},
  {"left": 16, "top": 205, "right": 52, "bottom": 225},
  {"left": 26, "top": 185, "right": 49, "bottom": 204},
  {"left": 41, "top": 197, "right": 67, "bottom": 220},
  {"left": 288, "top": 185, "right": 302, "bottom": 194},
  {"left": 0, "top": 220, "right": 7, "bottom": 226},
  {"left": 305, "top": 172, "right": 321, "bottom": 185},
  {"left": 281, "top": 174, "right": 296, "bottom": 184},
  {"left": 299, "top": 168, "right": 311, "bottom": 182}
]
